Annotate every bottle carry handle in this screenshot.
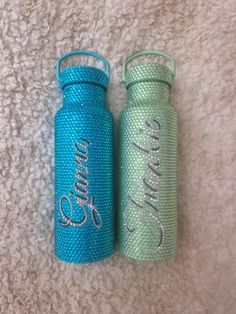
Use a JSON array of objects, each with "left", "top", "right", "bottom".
[
  {"left": 56, "top": 50, "right": 110, "bottom": 81},
  {"left": 122, "top": 50, "right": 176, "bottom": 84}
]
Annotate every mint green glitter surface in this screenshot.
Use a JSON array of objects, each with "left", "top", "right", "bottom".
[{"left": 118, "top": 61, "right": 178, "bottom": 261}]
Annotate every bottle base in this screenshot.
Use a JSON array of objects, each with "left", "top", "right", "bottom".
[
  {"left": 118, "top": 248, "right": 177, "bottom": 262},
  {"left": 55, "top": 249, "right": 115, "bottom": 264}
]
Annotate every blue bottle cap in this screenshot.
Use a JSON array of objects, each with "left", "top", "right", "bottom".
[
  {"left": 56, "top": 50, "right": 110, "bottom": 90},
  {"left": 60, "top": 66, "right": 109, "bottom": 90}
]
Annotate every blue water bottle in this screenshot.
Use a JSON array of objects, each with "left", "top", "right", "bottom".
[{"left": 54, "top": 50, "right": 114, "bottom": 263}]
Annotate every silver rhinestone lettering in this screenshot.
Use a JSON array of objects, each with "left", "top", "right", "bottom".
[
  {"left": 124, "top": 118, "right": 164, "bottom": 252},
  {"left": 59, "top": 138, "right": 102, "bottom": 229}
]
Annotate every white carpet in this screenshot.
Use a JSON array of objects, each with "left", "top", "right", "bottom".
[{"left": 0, "top": 0, "right": 236, "bottom": 313}]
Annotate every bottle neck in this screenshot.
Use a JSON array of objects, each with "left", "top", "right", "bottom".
[
  {"left": 127, "top": 81, "right": 170, "bottom": 106},
  {"left": 63, "top": 83, "right": 106, "bottom": 107}
]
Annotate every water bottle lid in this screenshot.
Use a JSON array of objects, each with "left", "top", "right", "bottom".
[
  {"left": 125, "top": 64, "right": 174, "bottom": 89},
  {"left": 122, "top": 50, "right": 176, "bottom": 89},
  {"left": 59, "top": 66, "right": 109, "bottom": 90},
  {"left": 56, "top": 50, "right": 110, "bottom": 90}
]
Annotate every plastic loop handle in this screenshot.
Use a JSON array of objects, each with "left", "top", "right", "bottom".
[
  {"left": 122, "top": 50, "right": 176, "bottom": 83},
  {"left": 56, "top": 50, "right": 110, "bottom": 81}
]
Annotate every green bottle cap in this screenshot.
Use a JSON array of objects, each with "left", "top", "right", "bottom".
[{"left": 122, "top": 50, "right": 176, "bottom": 89}]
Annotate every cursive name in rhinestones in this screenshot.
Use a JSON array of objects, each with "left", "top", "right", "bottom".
[
  {"left": 124, "top": 118, "right": 164, "bottom": 251},
  {"left": 59, "top": 138, "right": 102, "bottom": 228}
]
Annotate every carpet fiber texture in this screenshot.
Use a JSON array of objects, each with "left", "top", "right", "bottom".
[{"left": 0, "top": 0, "right": 236, "bottom": 313}]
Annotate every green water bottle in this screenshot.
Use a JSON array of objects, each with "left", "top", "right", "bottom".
[{"left": 118, "top": 50, "right": 178, "bottom": 261}]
